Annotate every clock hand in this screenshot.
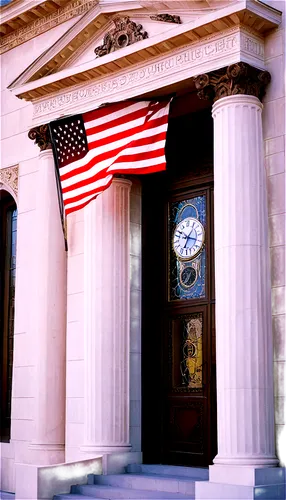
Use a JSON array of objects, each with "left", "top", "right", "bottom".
[{"left": 184, "top": 234, "right": 197, "bottom": 249}]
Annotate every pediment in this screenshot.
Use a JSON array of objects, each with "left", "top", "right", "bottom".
[
  {"left": 9, "top": 0, "right": 231, "bottom": 88},
  {"left": 8, "top": 0, "right": 282, "bottom": 117}
]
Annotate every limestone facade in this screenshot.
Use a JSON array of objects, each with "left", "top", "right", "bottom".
[{"left": 0, "top": 0, "right": 285, "bottom": 498}]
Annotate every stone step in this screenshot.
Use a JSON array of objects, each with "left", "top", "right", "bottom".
[
  {"left": 71, "top": 484, "right": 194, "bottom": 499},
  {"left": 126, "top": 465, "right": 209, "bottom": 481},
  {"left": 91, "top": 473, "right": 199, "bottom": 495},
  {"left": 54, "top": 496, "right": 106, "bottom": 500}
]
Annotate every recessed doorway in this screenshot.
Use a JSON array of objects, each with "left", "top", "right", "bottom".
[{"left": 141, "top": 98, "right": 217, "bottom": 467}]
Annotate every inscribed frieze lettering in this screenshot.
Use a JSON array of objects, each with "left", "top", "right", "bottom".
[{"left": 33, "top": 29, "right": 264, "bottom": 120}]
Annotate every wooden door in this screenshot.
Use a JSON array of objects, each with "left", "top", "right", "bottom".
[{"left": 142, "top": 107, "right": 217, "bottom": 467}]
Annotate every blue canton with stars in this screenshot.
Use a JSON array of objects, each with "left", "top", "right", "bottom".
[{"left": 49, "top": 115, "right": 88, "bottom": 169}]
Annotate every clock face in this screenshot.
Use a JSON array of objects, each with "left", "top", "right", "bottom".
[{"left": 173, "top": 217, "right": 205, "bottom": 261}]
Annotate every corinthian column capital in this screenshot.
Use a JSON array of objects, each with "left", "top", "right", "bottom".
[
  {"left": 28, "top": 124, "right": 52, "bottom": 151},
  {"left": 194, "top": 62, "right": 271, "bottom": 103}
]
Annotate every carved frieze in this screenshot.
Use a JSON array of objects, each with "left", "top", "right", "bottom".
[
  {"left": 0, "top": 165, "right": 19, "bottom": 198},
  {"left": 28, "top": 125, "right": 51, "bottom": 151},
  {"left": 194, "top": 62, "right": 271, "bottom": 102},
  {"left": 150, "top": 14, "right": 181, "bottom": 24},
  {"left": 94, "top": 17, "right": 148, "bottom": 57},
  {"left": 30, "top": 27, "right": 266, "bottom": 124},
  {"left": 0, "top": 0, "right": 97, "bottom": 54}
]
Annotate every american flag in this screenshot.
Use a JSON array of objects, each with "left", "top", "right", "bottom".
[{"left": 49, "top": 99, "right": 171, "bottom": 216}]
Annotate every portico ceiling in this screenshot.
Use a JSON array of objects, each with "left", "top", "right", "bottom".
[{"left": 0, "top": 0, "right": 71, "bottom": 35}]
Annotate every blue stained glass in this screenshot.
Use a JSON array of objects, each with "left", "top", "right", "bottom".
[{"left": 170, "top": 195, "right": 206, "bottom": 301}]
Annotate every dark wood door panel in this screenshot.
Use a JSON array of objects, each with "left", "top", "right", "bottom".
[
  {"left": 142, "top": 107, "right": 216, "bottom": 467},
  {"left": 164, "top": 398, "right": 207, "bottom": 466}
]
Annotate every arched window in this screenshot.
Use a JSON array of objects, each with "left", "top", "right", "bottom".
[{"left": 0, "top": 189, "right": 17, "bottom": 442}]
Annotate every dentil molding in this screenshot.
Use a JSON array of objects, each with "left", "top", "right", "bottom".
[
  {"left": 31, "top": 26, "right": 265, "bottom": 125},
  {"left": 0, "top": 165, "right": 19, "bottom": 198},
  {"left": 0, "top": 0, "right": 98, "bottom": 55}
]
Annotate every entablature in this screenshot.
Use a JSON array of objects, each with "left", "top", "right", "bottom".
[{"left": 8, "top": 0, "right": 281, "bottom": 126}]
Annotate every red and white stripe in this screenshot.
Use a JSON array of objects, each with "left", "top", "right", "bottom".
[{"left": 60, "top": 99, "right": 171, "bottom": 215}]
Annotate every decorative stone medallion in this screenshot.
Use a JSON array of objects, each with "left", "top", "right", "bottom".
[
  {"left": 0, "top": 165, "right": 19, "bottom": 198},
  {"left": 94, "top": 17, "right": 148, "bottom": 57}
]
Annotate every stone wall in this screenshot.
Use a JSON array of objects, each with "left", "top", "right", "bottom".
[{"left": 263, "top": 0, "right": 286, "bottom": 467}]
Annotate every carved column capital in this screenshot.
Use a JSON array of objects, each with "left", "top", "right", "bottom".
[
  {"left": 28, "top": 124, "right": 52, "bottom": 151},
  {"left": 194, "top": 63, "right": 271, "bottom": 103}
]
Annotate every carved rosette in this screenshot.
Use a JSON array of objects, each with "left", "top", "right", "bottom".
[
  {"left": 28, "top": 124, "right": 52, "bottom": 151},
  {"left": 194, "top": 63, "right": 271, "bottom": 103},
  {"left": 94, "top": 17, "right": 148, "bottom": 57},
  {"left": 0, "top": 165, "right": 19, "bottom": 198}
]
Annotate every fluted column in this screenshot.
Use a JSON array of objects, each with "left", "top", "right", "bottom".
[
  {"left": 82, "top": 177, "right": 132, "bottom": 456},
  {"left": 28, "top": 126, "right": 67, "bottom": 464},
  {"left": 212, "top": 93, "right": 277, "bottom": 467},
  {"left": 195, "top": 63, "right": 278, "bottom": 470}
]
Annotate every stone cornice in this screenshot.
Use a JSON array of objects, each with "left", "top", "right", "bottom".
[
  {"left": 24, "top": 26, "right": 267, "bottom": 126},
  {"left": 0, "top": 0, "right": 98, "bottom": 55},
  {"left": 9, "top": 0, "right": 281, "bottom": 91},
  {"left": 194, "top": 62, "right": 271, "bottom": 103},
  {"left": 0, "top": 1, "right": 46, "bottom": 24}
]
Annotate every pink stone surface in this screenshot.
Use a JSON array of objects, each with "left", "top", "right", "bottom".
[{"left": 0, "top": 0, "right": 285, "bottom": 495}]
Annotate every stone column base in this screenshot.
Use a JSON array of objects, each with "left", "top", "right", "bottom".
[
  {"left": 28, "top": 443, "right": 65, "bottom": 466},
  {"left": 196, "top": 466, "right": 285, "bottom": 499},
  {"left": 81, "top": 444, "right": 131, "bottom": 455},
  {"left": 101, "top": 451, "right": 142, "bottom": 475}
]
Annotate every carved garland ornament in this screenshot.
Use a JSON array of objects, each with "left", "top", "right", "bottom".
[
  {"left": 94, "top": 17, "right": 148, "bottom": 57},
  {"left": 0, "top": 165, "right": 19, "bottom": 198},
  {"left": 28, "top": 125, "right": 51, "bottom": 151},
  {"left": 150, "top": 14, "right": 181, "bottom": 24},
  {"left": 194, "top": 62, "right": 271, "bottom": 102}
]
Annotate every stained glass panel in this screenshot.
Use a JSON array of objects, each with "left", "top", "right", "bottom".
[
  {"left": 180, "top": 313, "right": 203, "bottom": 389},
  {"left": 169, "top": 195, "right": 206, "bottom": 300}
]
